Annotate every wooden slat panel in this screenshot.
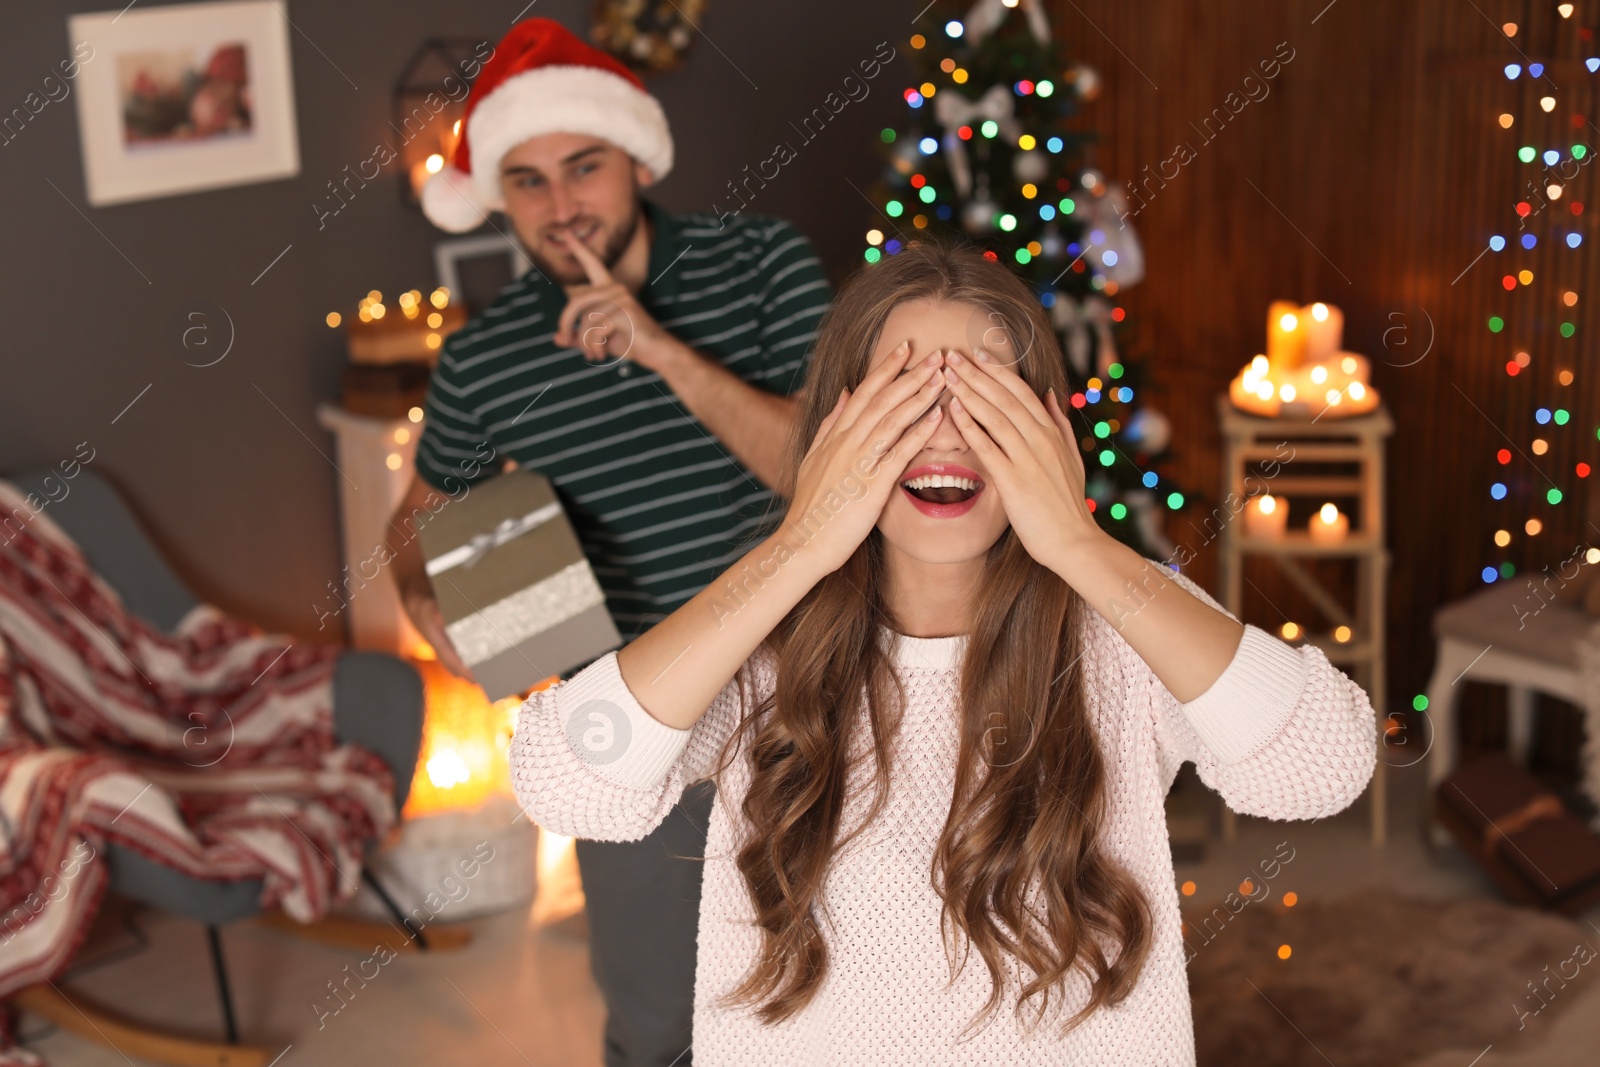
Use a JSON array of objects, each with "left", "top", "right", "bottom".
[{"left": 1047, "top": 1, "right": 1599, "bottom": 716}]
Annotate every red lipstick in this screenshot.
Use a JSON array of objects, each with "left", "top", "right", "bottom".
[{"left": 898, "top": 462, "right": 984, "bottom": 519}]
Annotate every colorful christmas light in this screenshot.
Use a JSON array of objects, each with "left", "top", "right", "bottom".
[{"left": 1479, "top": 15, "right": 1596, "bottom": 585}]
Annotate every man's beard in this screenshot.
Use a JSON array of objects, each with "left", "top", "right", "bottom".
[{"left": 529, "top": 200, "right": 643, "bottom": 284}]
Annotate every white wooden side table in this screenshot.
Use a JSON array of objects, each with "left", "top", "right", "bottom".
[
  {"left": 1215, "top": 395, "right": 1394, "bottom": 846},
  {"left": 316, "top": 404, "right": 426, "bottom": 657}
]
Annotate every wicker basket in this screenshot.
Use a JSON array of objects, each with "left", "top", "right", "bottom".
[{"left": 348, "top": 797, "right": 538, "bottom": 922}]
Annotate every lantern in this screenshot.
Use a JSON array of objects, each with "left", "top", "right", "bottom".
[{"left": 392, "top": 38, "right": 489, "bottom": 207}]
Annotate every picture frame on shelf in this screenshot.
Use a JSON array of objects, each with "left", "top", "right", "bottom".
[
  {"left": 433, "top": 233, "right": 533, "bottom": 314},
  {"left": 68, "top": 0, "right": 300, "bottom": 207}
]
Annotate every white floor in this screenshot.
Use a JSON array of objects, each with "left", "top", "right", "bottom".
[{"left": 17, "top": 755, "right": 1600, "bottom": 1067}]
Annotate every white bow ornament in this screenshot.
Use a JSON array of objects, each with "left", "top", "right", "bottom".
[
  {"left": 935, "top": 84, "right": 1022, "bottom": 199},
  {"left": 1050, "top": 294, "right": 1117, "bottom": 379},
  {"left": 961, "top": 0, "right": 1053, "bottom": 46}
]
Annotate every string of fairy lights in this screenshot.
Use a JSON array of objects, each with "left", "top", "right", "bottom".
[
  {"left": 1480, "top": 11, "right": 1597, "bottom": 590},
  {"left": 1411, "top": 7, "right": 1599, "bottom": 725}
]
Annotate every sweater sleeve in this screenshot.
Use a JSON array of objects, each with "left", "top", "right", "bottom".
[
  {"left": 508, "top": 648, "right": 763, "bottom": 842},
  {"left": 1147, "top": 571, "right": 1377, "bottom": 820}
]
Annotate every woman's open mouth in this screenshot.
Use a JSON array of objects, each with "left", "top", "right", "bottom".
[{"left": 900, "top": 464, "right": 984, "bottom": 518}]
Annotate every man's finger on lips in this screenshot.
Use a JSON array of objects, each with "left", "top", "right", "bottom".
[{"left": 556, "top": 230, "right": 611, "bottom": 286}]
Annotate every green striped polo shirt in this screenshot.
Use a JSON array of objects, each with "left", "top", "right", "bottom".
[{"left": 415, "top": 197, "right": 831, "bottom": 642}]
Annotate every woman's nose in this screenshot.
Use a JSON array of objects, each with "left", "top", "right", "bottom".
[{"left": 923, "top": 389, "right": 968, "bottom": 450}]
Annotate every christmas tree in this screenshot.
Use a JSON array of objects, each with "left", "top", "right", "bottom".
[{"left": 865, "top": 0, "right": 1184, "bottom": 561}]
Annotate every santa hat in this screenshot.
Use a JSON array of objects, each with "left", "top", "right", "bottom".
[{"left": 421, "top": 18, "right": 674, "bottom": 233}]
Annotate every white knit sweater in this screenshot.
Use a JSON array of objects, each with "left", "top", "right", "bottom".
[{"left": 509, "top": 572, "right": 1377, "bottom": 1065}]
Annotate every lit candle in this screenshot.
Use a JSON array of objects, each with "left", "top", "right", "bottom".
[
  {"left": 1245, "top": 494, "right": 1288, "bottom": 539},
  {"left": 1309, "top": 502, "right": 1349, "bottom": 543},
  {"left": 1266, "top": 300, "right": 1305, "bottom": 372},
  {"left": 409, "top": 158, "right": 435, "bottom": 198},
  {"left": 1300, "top": 302, "right": 1344, "bottom": 362}
]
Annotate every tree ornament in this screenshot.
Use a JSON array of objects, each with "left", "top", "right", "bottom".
[
  {"left": 1051, "top": 293, "right": 1116, "bottom": 378},
  {"left": 1040, "top": 224, "right": 1065, "bottom": 259},
  {"left": 1126, "top": 407, "right": 1172, "bottom": 454},
  {"left": 935, "top": 84, "right": 1021, "bottom": 198},
  {"left": 1066, "top": 63, "right": 1101, "bottom": 100},
  {"left": 1013, "top": 149, "right": 1048, "bottom": 184},
  {"left": 1077, "top": 184, "right": 1145, "bottom": 287},
  {"left": 961, "top": 0, "right": 1053, "bottom": 46},
  {"left": 962, "top": 194, "right": 998, "bottom": 233}
]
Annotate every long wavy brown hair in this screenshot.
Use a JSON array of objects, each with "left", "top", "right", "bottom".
[{"left": 712, "top": 239, "right": 1153, "bottom": 1039}]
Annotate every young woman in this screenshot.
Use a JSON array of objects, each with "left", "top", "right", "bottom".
[{"left": 511, "top": 243, "right": 1377, "bottom": 1065}]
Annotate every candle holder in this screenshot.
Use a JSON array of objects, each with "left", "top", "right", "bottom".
[{"left": 1229, "top": 301, "right": 1381, "bottom": 419}]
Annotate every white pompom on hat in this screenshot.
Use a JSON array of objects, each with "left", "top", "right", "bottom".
[{"left": 421, "top": 18, "right": 674, "bottom": 233}]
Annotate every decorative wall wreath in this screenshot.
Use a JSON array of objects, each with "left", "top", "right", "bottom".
[{"left": 590, "top": 0, "right": 707, "bottom": 75}]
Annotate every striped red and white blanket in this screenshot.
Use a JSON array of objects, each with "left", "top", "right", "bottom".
[{"left": 0, "top": 482, "right": 397, "bottom": 1064}]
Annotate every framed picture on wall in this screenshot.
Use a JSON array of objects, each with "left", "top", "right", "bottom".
[
  {"left": 68, "top": 0, "right": 300, "bottom": 207},
  {"left": 433, "top": 234, "right": 533, "bottom": 315}
]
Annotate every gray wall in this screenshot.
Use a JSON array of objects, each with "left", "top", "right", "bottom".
[{"left": 0, "top": 0, "right": 909, "bottom": 638}]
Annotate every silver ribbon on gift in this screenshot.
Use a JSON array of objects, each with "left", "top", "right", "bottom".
[
  {"left": 1050, "top": 293, "right": 1117, "bottom": 380},
  {"left": 425, "top": 502, "right": 562, "bottom": 576},
  {"left": 445, "top": 560, "right": 606, "bottom": 666},
  {"left": 936, "top": 84, "right": 1022, "bottom": 200}
]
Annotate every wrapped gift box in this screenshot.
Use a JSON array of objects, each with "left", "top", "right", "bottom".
[
  {"left": 418, "top": 470, "right": 622, "bottom": 699},
  {"left": 1433, "top": 752, "right": 1600, "bottom": 915}
]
